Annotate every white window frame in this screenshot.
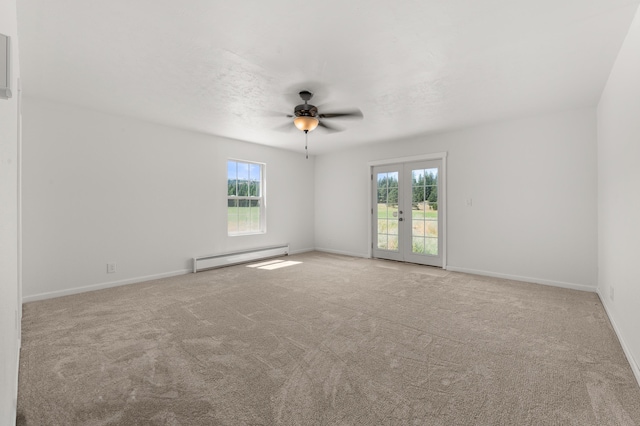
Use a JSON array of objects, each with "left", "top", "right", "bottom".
[{"left": 227, "top": 159, "right": 266, "bottom": 236}]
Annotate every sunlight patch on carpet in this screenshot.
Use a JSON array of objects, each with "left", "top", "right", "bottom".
[
  {"left": 257, "top": 261, "right": 302, "bottom": 270},
  {"left": 246, "top": 259, "right": 285, "bottom": 268}
]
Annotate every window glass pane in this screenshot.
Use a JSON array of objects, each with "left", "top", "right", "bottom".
[
  {"left": 227, "top": 161, "right": 237, "bottom": 196},
  {"left": 227, "top": 160, "right": 264, "bottom": 235},
  {"left": 227, "top": 161, "right": 237, "bottom": 179},
  {"left": 249, "top": 199, "right": 260, "bottom": 232},
  {"left": 237, "top": 179, "right": 248, "bottom": 196},
  {"left": 237, "top": 163, "right": 249, "bottom": 196},
  {"left": 249, "top": 180, "right": 258, "bottom": 197},
  {"left": 227, "top": 199, "right": 238, "bottom": 234},
  {"left": 238, "top": 200, "right": 250, "bottom": 233},
  {"left": 249, "top": 163, "right": 261, "bottom": 183},
  {"left": 237, "top": 162, "right": 249, "bottom": 180}
]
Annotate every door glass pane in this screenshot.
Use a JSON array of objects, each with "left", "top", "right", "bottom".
[
  {"left": 425, "top": 168, "right": 438, "bottom": 185},
  {"left": 377, "top": 172, "right": 399, "bottom": 252},
  {"left": 412, "top": 237, "right": 425, "bottom": 254},
  {"left": 426, "top": 186, "right": 437, "bottom": 203},
  {"left": 425, "top": 220, "right": 438, "bottom": 237},
  {"left": 412, "top": 185, "right": 424, "bottom": 207},
  {"left": 388, "top": 235, "right": 398, "bottom": 250},
  {"left": 427, "top": 202, "right": 438, "bottom": 219},
  {"left": 412, "top": 220, "right": 425, "bottom": 237},
  {"left": 387, "top": 172, "right": 398, "bottom": 187},
  {"left": 388, "top": 218, "right": 398, "bottom": 235},
  {"left": 410, "top": 168, "right": 438, "bottom": 256},
  {"left": 378, "top": 234, "right": 388, "bottom": 250},
  {"left": 425, "top": 237, "right": 438, "bottom": 255}
]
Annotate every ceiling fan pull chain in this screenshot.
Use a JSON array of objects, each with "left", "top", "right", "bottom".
[{"left": 305, "top": 130, "right": 309, "bottom": 159}]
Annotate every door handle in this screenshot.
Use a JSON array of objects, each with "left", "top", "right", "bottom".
[{"left": 399, "top": 218, "right": 404, "bottom": 222}]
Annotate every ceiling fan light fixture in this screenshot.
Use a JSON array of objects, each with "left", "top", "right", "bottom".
[{"left": 294, "top": 116, "right": 319, "bottom": 132}]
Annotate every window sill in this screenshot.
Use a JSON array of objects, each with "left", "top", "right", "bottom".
[{"left": 228, "top": 231, "right": 266, "bottom": 237}]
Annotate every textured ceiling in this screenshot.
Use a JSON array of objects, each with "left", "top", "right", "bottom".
[{"left": 16, "top": 0, "right": 640, "bottom": 154}]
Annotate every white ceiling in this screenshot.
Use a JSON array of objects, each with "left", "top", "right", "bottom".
[{"left": 17, "top": 0, "right": 640, "bottom": 154}]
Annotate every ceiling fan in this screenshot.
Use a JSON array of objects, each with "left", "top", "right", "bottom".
[{"left": 282, "top": 90, "right": 363, "bottom": 158}]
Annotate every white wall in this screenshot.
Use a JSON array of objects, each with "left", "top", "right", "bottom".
[
  {"left": 0, "top": 0, "right": 21, "bottom": 423},
  {"left": 315, "top": 108, "right": 598, "bottom": 290},
  {"left": 597, "top": 5, "right": 640, "bottom": 382},
  {"left": 22, "top": 97, "right": 315, "bottom": 301}
]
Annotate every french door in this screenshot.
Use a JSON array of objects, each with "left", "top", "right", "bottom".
[{"left": 372, "top": 160, "right": 443, "bottom": 267}]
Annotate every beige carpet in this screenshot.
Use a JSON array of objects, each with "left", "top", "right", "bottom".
[{"left": 17, "top": 252, "right": 640, "bottom": 425}]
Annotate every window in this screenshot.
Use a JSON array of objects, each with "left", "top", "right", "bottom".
[{"left": 227, "top": 160, "right": 265, "bottom": 235}]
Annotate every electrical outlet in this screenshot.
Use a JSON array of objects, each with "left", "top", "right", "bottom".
[
  {"left": 609, "top": 285, "right": 614, "bottom": 301},
  {"left": 107, "top": 263, "right": 117, "bottom": 274}
]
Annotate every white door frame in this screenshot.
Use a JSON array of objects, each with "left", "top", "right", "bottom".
[{"left": 368, "top": 152, "right": 447, "bottom": 268}]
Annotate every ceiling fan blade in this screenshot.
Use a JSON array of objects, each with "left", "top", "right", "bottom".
[
  {"left": 273, "top": 122, "right": 296, "bottom": 132},
  {"left": 317, "top": 120, "right": 344, "bottom": 133},
  {"left": 318, "top": 109, "right": 363, "bottom": 119},
  {"left": 261, "top": 110, "right": 291, "bottom": 118}
]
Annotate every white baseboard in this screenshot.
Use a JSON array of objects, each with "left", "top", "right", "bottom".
[
  {"left": 445, "top": 265, "right": 596, "bottom": 293},
  {"left": 597, "top": 289, "right": 640, "bottom": 388},
  {"left": 22, "top": 269, "right": 191, "bottom": 303},
  {"left": 314, "top": 247, "right": 369, "bottom": 259},
  {"left": 22, "top": 250, "right": 315, "bottom": 303},
  {"left": 288, "top": 247, "right": 316, "bottom": 255}
]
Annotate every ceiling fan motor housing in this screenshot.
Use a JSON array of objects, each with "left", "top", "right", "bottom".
[{"left": 294, "top": 104, "right": 318, "bottom": 117}]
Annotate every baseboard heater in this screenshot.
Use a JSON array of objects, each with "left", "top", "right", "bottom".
[{"left": 193, "top": 244, "right": 289, "bottom": 273}]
